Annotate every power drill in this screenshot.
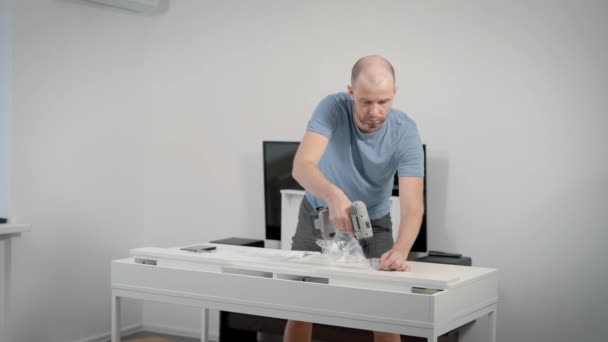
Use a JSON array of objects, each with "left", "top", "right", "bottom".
[{"left": 312, "top": 201, "right": 374, "bottom": 241}]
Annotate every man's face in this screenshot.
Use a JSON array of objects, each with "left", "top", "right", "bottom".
[{"left": 348, "top": 77, "right": 396, "bottom": 133}]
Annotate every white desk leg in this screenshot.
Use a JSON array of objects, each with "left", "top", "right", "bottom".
[
  {"left": 111, "top": 293, "right": 121, "bottom": 342},
  {"left": 200, "top": 308, "right": 209, "bottom": 342},
  {"left": 488, "top": 309, "right": 497, "bottom": 342},
  {"left": 427, "top": 331, "right": 438, "bottom": 342},
  {"left": 0, "top": 238, "right": 11, "bottom": 342}
]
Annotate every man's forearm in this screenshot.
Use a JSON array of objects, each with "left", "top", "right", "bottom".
[
  {"left": 393, "top": 206, "right": 424, "bottom": 255},
  {"left": 293, "top": 160, "right": 344, "bottom": 205}
]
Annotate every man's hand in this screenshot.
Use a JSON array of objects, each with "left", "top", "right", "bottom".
[
  {"left": 327, "top": 192, "right": 354, "bottom": 235},
  {"left": 379, "top": 248, "right": 410, "bottom": 271}
]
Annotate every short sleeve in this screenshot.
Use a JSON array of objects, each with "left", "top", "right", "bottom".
[
  {"left": 397, "top": 122, "right": 424, "bottom": 177},
  {"left": 306, "top": 94, "right": 342, "bottom": 139}
]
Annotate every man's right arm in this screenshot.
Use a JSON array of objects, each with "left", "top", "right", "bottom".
[{"left": 292, "top": 131, "right": 354, "bottom": 233}]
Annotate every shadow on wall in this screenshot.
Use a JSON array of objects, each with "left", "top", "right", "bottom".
[
  {"left": 426, "top": 151, "right": 454, "bottom": 250},
  {"left": 239, "top": 150, "right": 266, "bottom": 239}
]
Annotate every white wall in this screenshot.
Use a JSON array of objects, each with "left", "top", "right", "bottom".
[
  {"left": 0, "top": 0, "right": 12, "bottom": 218},
  {"left": 10, "top": 1, "right": 145, "bottom": 341},
  {"left": 8, "top": 0, "right": 608, "bottom": 342}
]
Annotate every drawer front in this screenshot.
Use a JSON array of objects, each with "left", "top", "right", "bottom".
[{"left": 112, "top": 259, "right": 433, "bottom": 326}]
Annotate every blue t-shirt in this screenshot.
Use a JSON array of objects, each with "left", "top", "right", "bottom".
[{"left": 305, "top": 92, "right": 424, "bottom": 220}]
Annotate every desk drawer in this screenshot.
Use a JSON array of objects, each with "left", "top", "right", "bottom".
[{"left": 112, "top": 258, "right": 435, "bottom": 327}]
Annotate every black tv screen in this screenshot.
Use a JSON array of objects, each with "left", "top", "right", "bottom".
[
  {"left": 263, "top": 142, "right": 304, "bottom": 240},
  {"left": 263, "top": 141, "right": 427, "bottom": 252}
]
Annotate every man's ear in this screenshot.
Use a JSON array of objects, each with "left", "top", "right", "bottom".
[{"left": 347, "top": 85, "right": 354, "bottom": 98}]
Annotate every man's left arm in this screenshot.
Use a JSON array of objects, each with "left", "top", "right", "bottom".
[{"left": 379, "top": 176, "right": 424, "bottom": 271}]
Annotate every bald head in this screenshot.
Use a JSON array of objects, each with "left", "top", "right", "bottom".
[{"left": 350, "top": 55, "right": 395, "bottom": 88}]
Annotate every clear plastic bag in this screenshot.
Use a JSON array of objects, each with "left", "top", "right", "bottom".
[{"left": 315, "top": 231, "right": 368, "bottom": 265}]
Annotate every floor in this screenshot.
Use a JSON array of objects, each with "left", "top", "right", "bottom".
[
  {"left": 123, "top": 331, "right": 199, "bottom": 342},
  {"left": 122, "top": 331, "right": 288, "bottom": 342},
  {"left": 122, "top": 329, "right": 456, "bottom": 342}
]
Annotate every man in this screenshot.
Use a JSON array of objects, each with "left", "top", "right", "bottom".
[{"left": 283, "top": 55, "right": 425, "bottom": 342}]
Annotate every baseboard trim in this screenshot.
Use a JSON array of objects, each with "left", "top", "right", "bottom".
[
  {"left": 72, "top": 323, "right": 143, "bottom": 342},
  {"left": 143, "top": 323, "right": 219, "bottom": 341}
]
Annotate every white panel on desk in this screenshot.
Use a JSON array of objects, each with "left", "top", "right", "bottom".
[
  {"left": 280, "top": 189, "right": 304, "bottom": 250},
  {"left": 129, "top": 245, "right": 473, "bottom": 289}
]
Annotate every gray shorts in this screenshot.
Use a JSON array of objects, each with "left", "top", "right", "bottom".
[{"left": 291, "top": 197, "right": 394, "bottom": 258}]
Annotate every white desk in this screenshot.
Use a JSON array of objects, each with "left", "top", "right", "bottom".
[
  {"left": 111, "top": 244, "right": 498, "bottom": 342},
  {"left": 0, "top": 224, "right": 31, "bottom": 342}
]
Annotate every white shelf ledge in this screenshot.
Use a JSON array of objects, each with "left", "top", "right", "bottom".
[{"left": 0, "top": 223, "right": 31, "bottom": 236}]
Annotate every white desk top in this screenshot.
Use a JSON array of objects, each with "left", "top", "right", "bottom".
[
  {"left": 115, "top": 242, "right": 499, "bottom": 341},
  {"left": 130, "top": 243, "right": 497, "bottom": 290},
  {"left": 0, "top": 223, "right": 31, "bottom": 236}
]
